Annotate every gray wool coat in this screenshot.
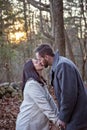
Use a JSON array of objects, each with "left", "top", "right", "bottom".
[
  {"left": 51, "top": 51, "right": 87, "bottom": 130},
  {"left": 16, "top": 79, "right": 59, "bottom": 130}
]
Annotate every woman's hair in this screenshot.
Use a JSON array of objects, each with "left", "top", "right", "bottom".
[
  {"left": 35, "top": 43, "right": 54, "bottom": 57},
  {"left": 22, "top": 59, "right": 45, "bottom": 92}
]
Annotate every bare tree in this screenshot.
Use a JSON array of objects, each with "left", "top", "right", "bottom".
[{"left": 26, "top": 0, "right": 65, "bottom": 56}]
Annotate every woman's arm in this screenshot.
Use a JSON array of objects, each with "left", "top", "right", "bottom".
[{"left": 25, "top": 80, "right": 59, "bottom": 124}]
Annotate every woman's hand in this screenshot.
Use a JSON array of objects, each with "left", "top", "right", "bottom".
[{"left": 56, "top": 119, "right": 66, "bottom": 130}]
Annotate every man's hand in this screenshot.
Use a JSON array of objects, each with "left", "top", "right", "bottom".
[{"left": 56, "top": 119, "right": 66, "bottom": 130}]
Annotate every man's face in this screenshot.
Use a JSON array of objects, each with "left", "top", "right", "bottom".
[{"left": 35, "top": 52, "right": 49, "bottom": 68}]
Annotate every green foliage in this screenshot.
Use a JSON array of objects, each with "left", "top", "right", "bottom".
[{"left": 0, "top": 43, "right": 15, "bottom": 63}]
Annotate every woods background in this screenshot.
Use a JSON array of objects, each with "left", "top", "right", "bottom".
[
  {"left": 0, "top": 0, "right": 87, "bottom": 130},
  {"left": 0, "top": 0, "right": 87, "bottom": 84}
]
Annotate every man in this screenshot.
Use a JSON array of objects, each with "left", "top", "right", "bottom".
[{"left": 35, "top": 43, "right": 87, "bottom": 130}]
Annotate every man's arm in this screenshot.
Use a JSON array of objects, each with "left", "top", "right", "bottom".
[{"left": 57, "top": 63, "right": 78, "bottom": 123}]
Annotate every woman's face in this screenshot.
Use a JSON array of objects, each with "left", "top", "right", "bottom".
[{"left": 32, "top": 59, "right": 44, "bottom": 71}]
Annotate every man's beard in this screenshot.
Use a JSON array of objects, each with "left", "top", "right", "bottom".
[
  {"left": 44, "top": 61, "right": 48, "bottom": 68},
  {"left": 45, "top": 64, "right": 48, "bottom": 68}
]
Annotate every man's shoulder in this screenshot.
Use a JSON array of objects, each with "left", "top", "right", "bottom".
[{"left": 58, "top": 56, "right": 75, "bottom": 66}]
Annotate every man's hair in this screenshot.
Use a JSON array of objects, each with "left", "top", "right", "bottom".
[{"left": 35, "top": 43, "right": 54, "bottom": 57}]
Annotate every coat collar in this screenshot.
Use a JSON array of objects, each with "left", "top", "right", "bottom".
[{"left": 52, "top": 50, "right": 60, "bottom": 72}]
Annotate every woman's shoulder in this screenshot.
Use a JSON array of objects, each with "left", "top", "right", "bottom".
[
  {"left": 26, "top": 78, "right": 41, "bottom": 88},
  {"left": 24, "top": 79, "right": 45, "bottom": 95}
]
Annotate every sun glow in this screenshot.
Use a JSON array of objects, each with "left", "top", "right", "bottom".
[
  {"left": 15, "top": 32, "right": 24, "bottom": 40},
  {"left": 8, "top": 20, "right": 27, "bottom": 44},
  {"left": 9, "top": 31, "right": 27, "bottom": 43}
]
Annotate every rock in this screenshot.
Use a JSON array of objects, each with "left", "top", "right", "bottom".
[
  {"left": 0, "top": 87, "right": 5, "bottom": 98},
  {"left": 5, "top": 93, "right": 11, "bottom": 98},
  {"left": 0, "top": 82, "right": 21, "bottom": 98},
  {"left": 0, "top": 82, "right": 9, "bottom": 88},
  {"left": 11, "top": 92, "right": 17, "bottom": 98},
  {"left": 5, "top": 86, "right": 15, "bottom": 94},
  {"left": 10, "top": 82, "right": 19, "bottom": 90}
]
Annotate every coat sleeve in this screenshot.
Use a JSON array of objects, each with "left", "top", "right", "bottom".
[
  {"left": 25, "top": 81, "right": 59, "bottom": 124},
  {"left": 57, "top": 63, "right": 78, "bottom": 123}
]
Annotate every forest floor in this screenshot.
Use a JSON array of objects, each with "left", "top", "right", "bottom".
[
  {"left": 0, "top": 84, "right": 87, "bottom": 130},
  {"left": 0, "top": 87, "right": 59, "bottom": 130}
]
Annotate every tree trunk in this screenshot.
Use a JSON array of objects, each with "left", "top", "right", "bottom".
[
  {"left": 27, "top": 0, "right": 65, "bottom": 56},
  {"left": 23, "top": 0, "right": 28, "bottom": 40},
  {"left": 52, "top": 0, "right": 65, "bottom": 56},
  {"left": 65, "top": 29, "right": 76, "bottom": 63}
]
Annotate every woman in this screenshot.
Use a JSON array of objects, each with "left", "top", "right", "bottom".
[{"left": 16, "top": 59, "right": 59, "bottom": 130}]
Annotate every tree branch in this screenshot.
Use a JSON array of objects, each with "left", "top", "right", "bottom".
[
  {"left": 64, "top": 29, "right": 76, "bottom": 63},
  {"left": 27, "top": 0, "right": 50, "bottom": 12},
  {"left": 40, "top": 10, "right": 54, "bottom": 41},
  {"left": 3, "top": 10, "right": 23, "bottom": 21}
]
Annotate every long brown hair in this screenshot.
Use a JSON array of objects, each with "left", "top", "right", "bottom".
[{"left": 22, "top": 59, "right": 46, "bottom": 92}]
